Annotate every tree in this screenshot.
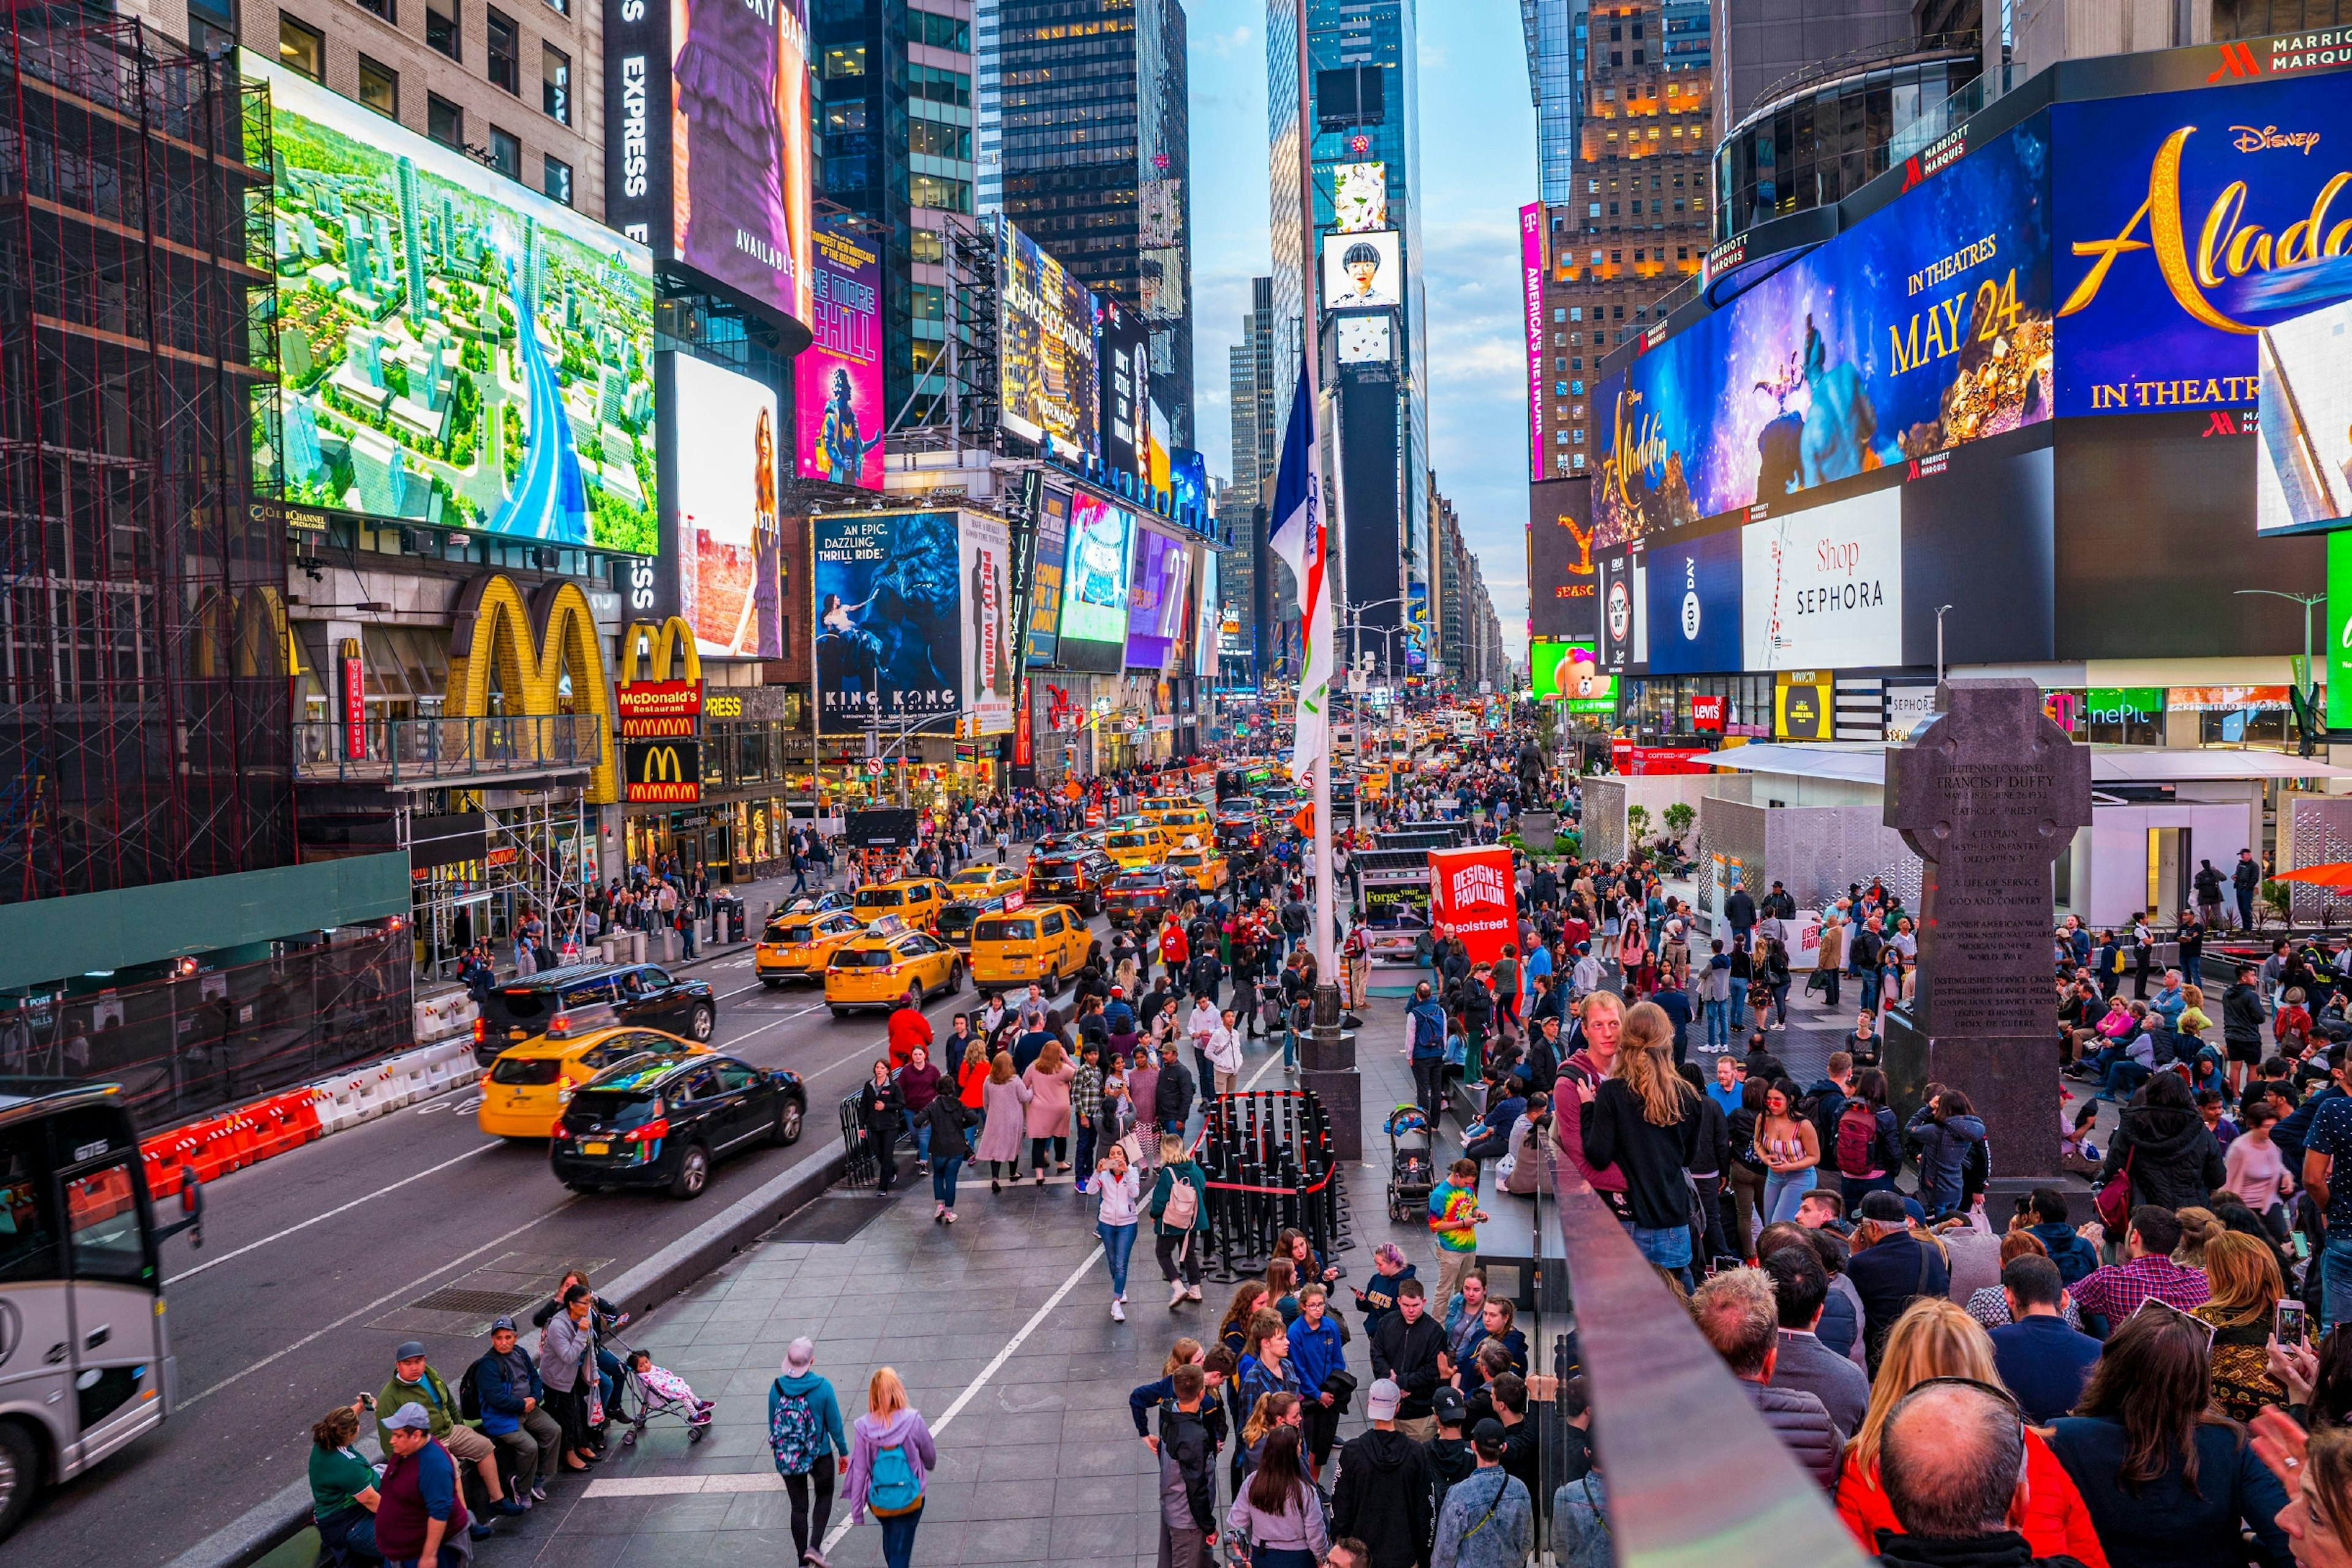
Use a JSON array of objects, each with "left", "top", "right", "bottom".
[
  {"left": 1662, "top": 802, "right": 1695, "bottom": 841},
  {"left": 1626, "top": 804, "right": 1651, "bottom": 846}
]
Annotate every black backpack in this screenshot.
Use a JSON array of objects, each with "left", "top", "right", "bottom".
[{"left": 457, "top": 1360, "right": 484, "bottom": 1421}]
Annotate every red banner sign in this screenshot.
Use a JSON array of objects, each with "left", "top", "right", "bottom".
[
  {"left": 1611, "top": 741, "right": 1716, "bottom": 776},
  {"left": 342, "top": 642, "right": 365, "bottom": 760},
  {"left": 1428, "top": 845, "right": 1520, "bottom": 969},
  {"left": 1689, "top": 695, "right": 1725, "bottom": 732},
  {"left": 616, "top": 680, "right": 704, "bottom": 738}
]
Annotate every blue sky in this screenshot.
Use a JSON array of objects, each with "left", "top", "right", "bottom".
[{"left": 1186, "top": 0, "right": 1538, "bottom": 661}]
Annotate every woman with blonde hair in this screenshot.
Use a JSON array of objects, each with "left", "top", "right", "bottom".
[
  {"left": 2173, "top": 1205, "right": 2226, "bottom": 1270},
  {"left": 1835, "top": 1298, "right": 2108, "bottom": 1567},
  {"left": 1239, "top": 1389, "right": 1303, "bottom": 1480},
  {"left": 1021, "top": 1036, "right": 1077, "bottom": 1185},
  {"left": 842, "top": 1367, "right": 937, "bottom": 1568},
  {"left": 974, "top": 1049, "right": 1031, "bottom": 1194},
  {"left": 1580, "top": 1000, "right": 1703, "bottom": 1284},
  {"left": 2195, "top": 1230, "right": 2291, "bottom": 1421}
]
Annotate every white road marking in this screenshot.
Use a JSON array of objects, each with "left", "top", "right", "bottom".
[
  {"left": 820, "top": 1240, "right": 1105, "bottom": 1551},
  {"left": 584, "top": 1473, "right": 785, "bottom": 1498},
  {"left": 170, "top": 1140, "right": 500, "bottom": 1283},
  {"left": 183, "top": 1203, "right": 576, "bottom": 1406}
]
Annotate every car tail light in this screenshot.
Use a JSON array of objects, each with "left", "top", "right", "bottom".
[
  {"left": 473, "top": 1018, "right": 486, "bottom": 1044},
  {"left": 624, "top": 1115, "right": 669, "bottom": 1144}
]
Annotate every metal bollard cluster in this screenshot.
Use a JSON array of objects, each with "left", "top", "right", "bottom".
[{"left": 1197, "top": 1088, "right": 1354, "bottom": 1283}]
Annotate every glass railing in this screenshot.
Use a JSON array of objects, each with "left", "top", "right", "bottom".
[
  {"left": 1529, "top": 1139, "right": 1872, "bottom": 1565},
  {"left": 1885, "top": 64, "right": 2016, "bottom": 165},
  {"left": 293, "top": 714, "right": 605, "bottom": 784}
]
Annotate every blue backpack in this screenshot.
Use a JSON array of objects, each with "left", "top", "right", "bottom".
[
  {"left": 867, "top": 1440, "right": 923, "bottom": 1515},
  {"left": 769, "top": 1381, "right": 820, "bottom": 1474}
]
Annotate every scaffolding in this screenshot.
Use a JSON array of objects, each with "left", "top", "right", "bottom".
[
  {"left": 0, "top": 17, "right": 288, "bottom": 904},
  {"left": 888, "top": 211, "right": 1000, "bottom": 455}
]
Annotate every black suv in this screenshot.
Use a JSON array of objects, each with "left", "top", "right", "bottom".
[
  {"left": 1027, "top": 847, "right": 1120, "bottom": 916},
  {"left": 937, "top": 895, "right": 1009, "bottom": 951},
  {"left": 473, "top": 962, "right": 718, "bottom": 1065},
  {"left": 1105, "top": 867, "right": 1178, "bottom": 930},
  {"left": 551, "top": 1052, "right": 805, "bottom": 1199}
]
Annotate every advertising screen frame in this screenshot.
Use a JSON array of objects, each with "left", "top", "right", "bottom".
[
  {"left": 1123, "top": 524, "right": 1191, "bottom": 673},
  {"left": 998, "top": 217, "right": 1102, "bottom": 460},
  {"left": 812, "top": 510, "right": 964, "bottom": 733},
  {"left": 1098, "top": 298, "right": 1151, "bottom": 482},
  {"left": 960, "top": 510, "right": 1017, "bottom": 735},
  {"left": 1521, "top": 203, "right": 1545, "bottom": 483},
  {"left": 1322, "top": 229, "right": 1403, "bottom": 312},
  {"left": 1024, "top": 483, "right": 1072, "bottom": 666},
  {"left": 1646, "top": 527, "right": 1741, "bottom": 675},
  {"left": 251, "top": 50, "right": 656, "bottom": 550},
  {"left": 1333, "top": 162, "right": 1389, "bottom": 233},
  {"left": 1528, "top": 476, "right": 1598, "bottom": 641},
  {"left": 1740, "top": 484, "right": 1904, "bottom": 671},
  {"left": 1055, "top": 493, "right": 1133, "bottom": 673},
  {"left": 669, "top": 353, "right": 782, "bottom": 658},
  {"left": 797, "top": 226, "right": 884, "bottom": 489}
]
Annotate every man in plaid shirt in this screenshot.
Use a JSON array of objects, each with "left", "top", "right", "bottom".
[
  {"left": 1070, "top": 1040, "right": 1104, "bottom": 1194},
  {"left": 2071, "top": 1206, "right": 2209, "bottom": 1332}
]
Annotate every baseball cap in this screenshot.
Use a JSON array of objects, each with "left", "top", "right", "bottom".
[
  {"left": 1433, "top": 1387, "right": 1468, "bottom": 1426},
  {"left": 394, "top": 1340, "right": 428, "bottom": 1361},
  {"left": 1471, "top": 1417, "right": 1507, "bottom": 1444},
  {"left": 383, "top": 1402, "right": 434, "bottom": 1432},
  {"left": 1365, "top": 1378, "right": 1401, "bottom": 1421},
  {"left": 783, "top": 1337, "right": 816, "bottom": 1374},
  {"left": 1858, "top": 1190, "right": 1910, "bottom": 1224},
  {"left": 489, "top": 1316, "right": 518, "bottom": 1332}
]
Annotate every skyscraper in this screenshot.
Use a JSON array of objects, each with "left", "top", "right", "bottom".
[
  {"left": 1523, "top": 0, "right": 1583, "bottom": 206},
  {"left": 1550, "top": 0, "right": 1714, "bottom": 473},
  {"left": 396, "top": 155, "right": 428, "bottom": 318},
  {"left": 994, "top": 0, "right": 1196, "bottom": 445},
  {"left": 1229, "top": 277, "right": 1278, "bottom": 504}
]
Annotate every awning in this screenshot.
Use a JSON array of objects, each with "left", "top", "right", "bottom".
[{"left": 1703, "top": 742, "right": 2352, "bottom": 788}]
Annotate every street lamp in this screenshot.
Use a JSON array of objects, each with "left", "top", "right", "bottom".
[{"left": 2235, "top": 589, "right": 2326, "bottom": 679}]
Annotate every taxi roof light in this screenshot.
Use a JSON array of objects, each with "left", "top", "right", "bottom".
[{"left": 546, "top": 1003, "right": 618, "bottom": 1039}]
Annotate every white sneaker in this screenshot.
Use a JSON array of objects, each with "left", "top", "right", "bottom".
[
  {"left": 1170, "top": 1280, "right": 1188, "bottom": 1308},
  {"left": 1111, "top": 1298, "right": 1126, "bottom": 1321},
  {"left": 1185, "top": 1284, "right": 1203, "bottom": 1302}
]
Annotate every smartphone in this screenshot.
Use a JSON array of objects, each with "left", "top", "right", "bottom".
[
  {"left": 1709, "top": 1255, "right": 1743, "bottom": 1278},
  {"left": 2280, "top": 1299, "right": 2310, "bottom": 1350}
]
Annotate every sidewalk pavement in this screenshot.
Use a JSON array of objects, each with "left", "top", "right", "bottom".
[{"left": 468, "top": 990, "right": 1441, "bottom": 1568}]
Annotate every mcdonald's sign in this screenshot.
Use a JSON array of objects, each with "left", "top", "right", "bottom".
[
  {"left": 624, "top": 741, "right": 702, "bottom": 803},
  {"left": 446, "top": 572, "right": 620, "bottom": 805},
  {"left": 616, "top": 680, "right": 704, "bottom": 737}
]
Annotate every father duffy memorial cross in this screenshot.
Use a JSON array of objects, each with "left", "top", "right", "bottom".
[{"left": 1884, "top": 679, "right": 2093, "bottom": 1181}]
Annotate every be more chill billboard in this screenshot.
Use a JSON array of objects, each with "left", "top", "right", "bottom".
[{"left": 252, "top": 51, "right": 655, "bottom": 548}]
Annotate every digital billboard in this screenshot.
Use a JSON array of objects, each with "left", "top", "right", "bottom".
[
  {"left": 2258, "top": 298, "right": 2352, "bottom": 534},
  {"left": 1024, "top": 484, "right": 1072, "bottom": 666},
  {"left": 1646, "top": 527, "right": 1741, "bottom": 674},
  {"left": 603, "top": 0, "right": 812, "bottom": 331},
  {"left": 1406, "top": 580, "right": 1428, "bottom": 672},
  {"left": 812, "top": 510, "right": 962, "bottom": 731},
  {"left": 797, "top": 226, "right": 884, "bottom": 489},
  {"left": 251, "top": 51, "right": 655, "bottom": 549},
  {"left": 1196, "top": 548, "right": 1221, "bottom": 679},
  {"left": 1125, "top": 525, "right": 1192, "bottom": 672},
  {"left": 1740, "top": 484, "right": 1903, "bottom": 671},
  {"left": 1170, "top": 449, "right": 1210, "bottom": 519},
  {"left": 1323, "top": 230, "right": 1403, "bottom": 312},
  {"left": 998, "top": 218, "right": 1101, "bottom": 459},
  {"left": 2051, "top": 73, "right": 2352, "bottom": 421},
  {"left": 1333, "top": 162, "right": 1389, "bottom": 233},
  {"left": 1597, "top": 549, "right": 1640, "bottom": 672},
  {"left": 1521, "top": 203, "right": 1545, "bottom": 483},
  {"left": 1099, "top": 299, "right": 1151, "bottom": 482},
  {"left": 1527, "top": 477, "right": 1598, "bottom": 640},
  {"left": 671, "top": 354, "right": 780, "bottom": 657},
  {"left": 1531, "top": 639, "right": 1617, "bottom": 712},
  {"left": 1593, "top": 116, "right": 2052, "bottom": 546},
  {"left": 1056, "top": 493, "right": 1133, "bottom": 672},
  {"left": 960, "top": 511, "right": 1016, "bottom": 734}
]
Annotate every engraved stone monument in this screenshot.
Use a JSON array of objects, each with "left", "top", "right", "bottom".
[{"left": 1884, "top": 680, "right": 2092, "bottom": 1180}]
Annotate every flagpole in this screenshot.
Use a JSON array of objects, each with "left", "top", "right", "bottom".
[{"left": 1297, "top": 0, "right": 1335, "bottom": 993}]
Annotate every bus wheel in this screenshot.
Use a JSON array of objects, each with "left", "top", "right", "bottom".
[{"left": 0, "top": 1420, "right": 41, "bottom": 1542}]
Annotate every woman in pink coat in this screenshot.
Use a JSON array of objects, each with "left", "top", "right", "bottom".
[
  {"left": 1022, "top": 1040, "right": 1078, "bottom": 1185},
  {"left": 976, "top": 1051, "right": 1031, "bottom": 1194}
]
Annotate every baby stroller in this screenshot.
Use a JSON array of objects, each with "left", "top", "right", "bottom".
[
  {"left": 613, "top": 1349, "right": 715, "bottom": 1446},
  {"left": 1385, "top": 1103, "right": 1436, "bottom": 1223}
]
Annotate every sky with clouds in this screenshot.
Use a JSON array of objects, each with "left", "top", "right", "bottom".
[{"left": 1185, "top": 0, "right": 1538, "bottom": 663}]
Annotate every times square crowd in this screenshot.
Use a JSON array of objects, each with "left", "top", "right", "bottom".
[{"left": 299, "top": 706, "right": 2352, "bottom": 1568}]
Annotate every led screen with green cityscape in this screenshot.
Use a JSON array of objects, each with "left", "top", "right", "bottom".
[{"left": 249, "top": 51, "right": 657, "bottom": 549}]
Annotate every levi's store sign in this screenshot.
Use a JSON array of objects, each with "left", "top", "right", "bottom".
[
  {"left": 1429, "top": 845, "right": 1518, "bottom": 968},
  {"left": 617, "top": 680, "right": 704, "bottom": 737},
  {"left": 1690, "top": 694, "right": 1725, "bottom": 731}
]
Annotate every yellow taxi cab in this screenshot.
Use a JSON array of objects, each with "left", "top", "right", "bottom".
[
  {"left": 1139, "top": 794, "right": 1198, "bottom": 825},
  {"left": 1101, "top": 818, "right": 1170, "bottom": 872},
  {"left": 968, "top": 900, "right": 1091, "bottom": 998},
  {"left": 478, "top": 1011, "right": 704, "bottom": 1139},
  {"left": 753, "top": 907, "right": 865, "bottom": 988},
  {"left": 1159, "top": 805, "right": 1214, "bottom": 843},
  {"left": 946, "top": 864, "right": 1025, "bottom": 900},
  {"left": 1163, "top": 843, "right": 1229, "bottom": 894},
  {"left": 823, "top": 916, "right": 965, "bottom": 1017},
  {"left": 852, "top": 878, "right": 949, "bottom": 932}
]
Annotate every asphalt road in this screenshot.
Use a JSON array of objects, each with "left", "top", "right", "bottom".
[{"left": 10, "top": 929, "right": 1061, "bottom": 1568}]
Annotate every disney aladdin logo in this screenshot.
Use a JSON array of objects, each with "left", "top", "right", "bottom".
[
  {"left": 2060, "top": 125, "right": 2352, "bottom": 335},
  {"left": 2233, "top": 124, "right": 2322, "bottom": 154},
  {"left": 1602, "top": 388, "right": 1668, "bottom": 507}
]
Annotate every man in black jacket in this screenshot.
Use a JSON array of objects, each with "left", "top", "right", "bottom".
[
  {"left": 2194, "top": 858, "right": 2226, "bottom": 930},
  {"left": 2224, "top": 964, "right": 2269, "bottom": 1091},
  {"left": 1153, "top": 1039, "right": 1196, "bottom": 1142},
  {"left": 1330, "top": 1378, "right": 1438, "bottom": 1568},
  {"left": 1154, "top": 1364, "right": 1219, "bottom": 1568},
  {"left": 1724, "top": 884, "right": 1757, "bottom": 946},
  {"left": 2234, "top": 848, "right": 2263, "bottom": 932},
  {"left": 1874, "top": 1381, "right": 2094, "bottom": 1568},
  {"left": 1369, "top": 1279, "right": 1448, "bottom": 1442}
]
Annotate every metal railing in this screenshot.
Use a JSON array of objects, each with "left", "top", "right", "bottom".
[{"left": 293, "top": 714, "right": 605, "bottom": 785}]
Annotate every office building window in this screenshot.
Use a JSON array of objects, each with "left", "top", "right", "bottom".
[
  {"left": 910, "top": 120, "right": 968, "bottom": 160},
  {"left": 826, "top": 100, "right": 867, "bottom": 134},
  {"left": 279, "top": 13, "right": 325, "bottom": 80},
  {"left": 823, "top": 43, "right": 866, "bottom": 77},
  {"left": 357, "top": 55, "right": 398, "bottom": 117},
  {"left": 355, "top": 0, "right": 394, "bottom": 22},
  {"left": 486, "top": 9, "right": 519, "bottom": 93},
  {"left": 910, "top": 173, "right": 970, "bottom": 212},
  {"left": 908, "top": 63, "right": 969, "bottom": 107},
  {"left": 426, "top": 0, "right": 458, "bottom": 58},
  {"left": 428, "top": 93, "right": 462, "bottom": 148},
  {"left": 910, "top": 8, "right": 968, "bottom": 50},
  {"left": 541, "top": 42, "right": 570, "bottom": 123},
  {"left": 487, "top": 124, "right": 521, "bottom": 179},
  {"left": 908, "top": 227, "right": 944, "bottom": 264},
  {"left": 544, "top": 154, "right": 572, "bottom": 205}
]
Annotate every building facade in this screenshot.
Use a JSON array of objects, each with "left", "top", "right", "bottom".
[{"left": 993, "top": 0, "right": 1196, "bottom": 445}]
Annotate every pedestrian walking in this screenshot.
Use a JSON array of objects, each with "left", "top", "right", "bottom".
[
  {"left": 1427, "top": 1420, "right": 1532, "bottom": 1568},
  {"left": 841, "top": 1368, "right": 935, "bottom": 1568},
  {"left": 1022, "top": 1038, "right": 1077, "bottom": 1183},
  {"left": 856, "top": 1059, "right": 904, "bottom": 1195},
  {"left": 1095, "top": 1140, "right": 1144, "bottom": 1321},
  {"left": 919, "top": 1076, "right": 979, "bottom": 1222},
  {"left": 769, "top": 1339, "right": 849, "bottom": 1568},
  {"left": 1224, "top": 1426, "right": 1331, "bottom": 1567},
  {"left": 976, "top": 1050, "right": 1032, "bottom": 1194},
  {"left": 1149, "top": 1131, "right": 1210, "bottom": 1306}
]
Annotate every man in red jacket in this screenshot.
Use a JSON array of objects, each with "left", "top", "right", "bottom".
[
  {"left": 886, "top": 995, "right": 933, "bottom": 1070},
  {"left": 1159, "top": 915, "right": 1189, "bottom": 987}
]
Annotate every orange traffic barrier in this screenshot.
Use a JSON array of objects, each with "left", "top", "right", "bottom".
[{"left": 141, "top": 1141, "right": 182, "bottom": 1200}]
